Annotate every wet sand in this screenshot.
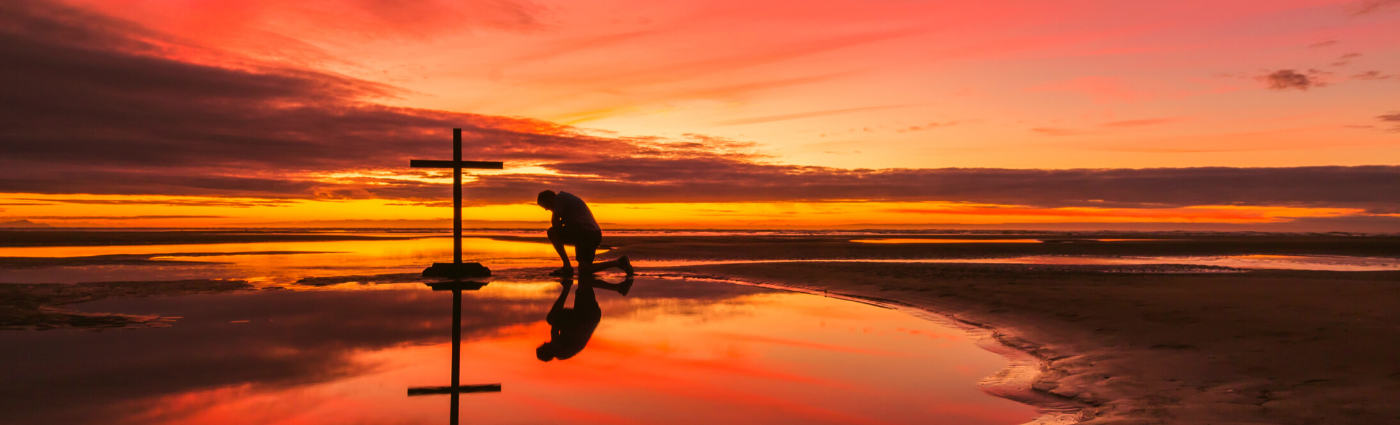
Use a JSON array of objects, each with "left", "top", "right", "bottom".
[
  {"left": 0, "top": 279, "right": 252, "bottom": 330},
  {"left": 589, "top": 237, "right": 1400, "bottom": 424}
]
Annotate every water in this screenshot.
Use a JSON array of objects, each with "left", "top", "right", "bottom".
[
  {"left": 0, "top": 277, "right": 1035, "bottom": 425},
  {"left": 3, "top": 234, "right": 1395, "bottom": 286},
  {"left": 0, "top": 237, "right": 561, "bottom": 285},
  {"left": 635, "top": 255, "right": 1400, "bottom": 272}
]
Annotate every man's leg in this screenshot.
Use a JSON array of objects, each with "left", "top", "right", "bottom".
[
  {"left": 574, "top": 281, "right": 601, "bottom": 321},
  {"left": 576, "top": 239, "right": 597, "bottom": 274},
  {"left": 579, "top": 232, "right": 633, "bottom": 275},
  {"left": 546, "top": 227, "right": 573, "bottom": 274},
  {"left": 545, "top": 277, "right": 573, "bottom": 325}
]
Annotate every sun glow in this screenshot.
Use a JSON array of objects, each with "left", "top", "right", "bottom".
[{"left": 0, "top": 194, "right": 1367, "bottom": 229}]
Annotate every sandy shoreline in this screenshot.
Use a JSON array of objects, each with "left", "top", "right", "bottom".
[{"left": 645, "top": 262, "right": 1400, "bottom": 424}]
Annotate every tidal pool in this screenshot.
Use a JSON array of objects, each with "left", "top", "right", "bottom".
[
  {"left": 0, "top": 276, "right": 1038, "bottom": 425},
  {"left": 0, "top": 237, "right": 562, "bottom": 285}
]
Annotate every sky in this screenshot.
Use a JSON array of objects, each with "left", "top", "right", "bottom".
[{"left": 1, "top": 0, "right": 1398, "bottom": 230}]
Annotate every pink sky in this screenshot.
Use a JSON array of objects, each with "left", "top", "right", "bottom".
[
  {"left": 67, "top": 0, "right": 1400, "bottom": 169},
  {"left": 1, "top": 0, "right": 1398, "bottom": 230}
]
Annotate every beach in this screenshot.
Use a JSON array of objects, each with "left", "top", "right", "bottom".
[
  {"left": 3, "top": 231, "right": 1399, "bottom": 424},
  {"left": 586, "top": 235, "right": 1400, "bottom": 424}
]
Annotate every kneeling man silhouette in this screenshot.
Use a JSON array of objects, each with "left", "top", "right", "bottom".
[{"left": 537, "top": 190, "right": 634, "bottom": 277}]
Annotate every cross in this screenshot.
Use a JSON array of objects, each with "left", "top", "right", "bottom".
[
  {"left": 411, "top": 128, "right": 502, "bottom": 278},
  {"left": 408, "top": 281, "right": 501, "bottom": 425}
]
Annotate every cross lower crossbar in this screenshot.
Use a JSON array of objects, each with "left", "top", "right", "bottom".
[{"left": 410, "top": 160, "right": 504, "bottom": 169}]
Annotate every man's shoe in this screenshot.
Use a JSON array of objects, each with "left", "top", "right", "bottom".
[
  {"left": 548, "top": 267, "right": 573, "bottom": 277},
  {"left": 619, "top": 256, "right": 635, "bottom": 276},
  {"left": 618, "top": 278, "right": 634, "bottom": 296}
]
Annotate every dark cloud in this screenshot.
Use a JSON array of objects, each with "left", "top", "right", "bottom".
[
  {"left": 459, "top": 163, "right": 1400, "bottom": 212},
  {"left": 0, "top": 0, "right": 642, "bottom": 197},
  {"left": 1308, "top": 40, "right": 1339, "bottom": 48},
  {"left": 16, "top": 198, "right": 294, "bottom": 207},
  {"left": 1261, "top": 69, "right": 1321, "bottom": 90},
  {"left": 1381, "top": 112, "right": 1400, "bottom": 132}
]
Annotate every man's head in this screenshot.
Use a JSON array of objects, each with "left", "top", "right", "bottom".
[
  {"left": 537, "top": 190, "right": 556, "bottom": 210},
  {"left": 536, "top": 342, "right": 555, "bottom": 362}
]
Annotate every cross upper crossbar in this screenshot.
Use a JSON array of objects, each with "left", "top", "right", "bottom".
[{"left": 410, "top": 160, "right": 503, "bottom": 169}]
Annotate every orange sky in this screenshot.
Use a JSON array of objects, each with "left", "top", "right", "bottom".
[{"left": 1, "top": 0, "right": 1399, "bottom": 230}]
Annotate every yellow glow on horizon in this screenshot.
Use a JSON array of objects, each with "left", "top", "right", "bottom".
[{"left": 0, "top": 194, "right": 1368, "bottom": 229}]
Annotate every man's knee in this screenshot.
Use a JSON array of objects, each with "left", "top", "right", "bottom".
[{"left": 547, "top": 226, "right": 561, "bottom": 241}]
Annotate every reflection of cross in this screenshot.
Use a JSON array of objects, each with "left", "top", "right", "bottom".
[
  {"left": 411, "top": 128, "right": 502, "bottom": 278},
  {"left": 408, "top": 281, "right": 501, "bottom": 425}
]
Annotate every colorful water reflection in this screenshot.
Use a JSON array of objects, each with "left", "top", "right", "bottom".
[
  {"left": 0, "top": 237, "right": 563, "bottom": 284},
  {"left": 0, "top": 277, "right": 1037, "bottom": 424}
]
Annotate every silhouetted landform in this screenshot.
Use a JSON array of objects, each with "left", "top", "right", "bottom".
[
  {"left": 490, "top": 233, "right": 1400, "bottom": 262},
  {"left": 658, "top": 261, "right": 1400, "bottom": 424},
  {"left": 0, "top": 230, "right": 415, "bottom": 247},
  {"left": 0, "top": 219, "right": 50, "bottom": 228},
  {"left": 0, "top": 251, "right": 334, "bottom": 269},
  {"left": 0, "top": 279, "right": 252, "bottom": 330}
]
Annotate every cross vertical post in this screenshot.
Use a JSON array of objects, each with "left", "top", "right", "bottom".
[
  {"left": 454, "top": 128, "right": 462, "bottom": 265},
  {"left": 410, "top": 128, "right": 502, "bottom": 278}
]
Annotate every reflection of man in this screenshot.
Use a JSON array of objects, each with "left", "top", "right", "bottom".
[
  {"left": 537, "top": 190, "right": 634, "bottom": 277},
  {"left": 536, "top": 276, "right": 633, "bottom": 362}
]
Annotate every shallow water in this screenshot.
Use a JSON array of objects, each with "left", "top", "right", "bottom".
[
  {"left": 2, "top": 234, "right": 1396, "bottom": 285},
  {"left": 0, "top": 237, "right": 562, "bottom": 285},
  {"left": 0, "top": 277, "right": 1036, "bottom": 425},
  {"left": 850, "top": 239, "right": 1044, "bottom": 244},
  {"left": 638, "top": 255, "right": 1400, "bottom": 272}
]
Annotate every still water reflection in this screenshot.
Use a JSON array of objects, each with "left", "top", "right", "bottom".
[
  {"left": 0, "top": 237, "right": 562, "bottom": 284},
  {"left": 1, "top": 276, "right": 1035, "bottom": 424}
]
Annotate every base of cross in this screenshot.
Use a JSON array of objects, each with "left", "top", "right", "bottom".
[{"left": 423, "top": 262, "right": 492, "bottom": 279}]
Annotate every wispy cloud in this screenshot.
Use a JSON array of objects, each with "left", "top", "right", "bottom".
[
  {"left": 1101, "top": 118, "right": 1181, "bottom": 128},
  {"left": 1031, "top": 127, "right": 1083, "bottom": 136},
  {"left": 1353, "top": 0, "right": 1400, "bottom": 15},
  {"left": 1351, "top": 70, "right": 1392, "bottom": 80}
]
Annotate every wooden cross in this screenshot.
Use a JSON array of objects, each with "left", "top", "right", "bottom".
[
  {"left": 411, "top": 128, "right": 502, "bottom": 277},
  {"left": 408, "top": 281, "right": 500, "bottom": 425}
]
